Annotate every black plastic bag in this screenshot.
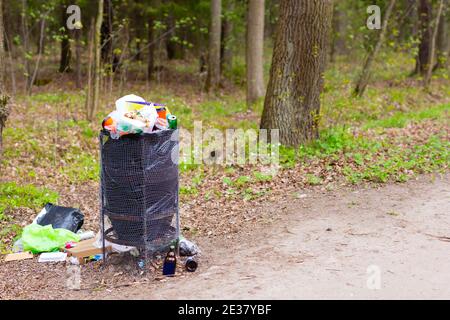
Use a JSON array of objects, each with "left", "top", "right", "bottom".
[{"left": 37, "top": 203, "right": 84, "bottom": 233}]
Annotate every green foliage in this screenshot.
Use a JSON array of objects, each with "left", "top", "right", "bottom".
[
  {"left": 242, "top": 188, "right": 267, "bottom": 201},
  {"left": 343, "top": 135, "right": 449, "bottom": 184},
  {"left": 235, "top": 175, "right": 251, "bottom": 187},
  {"left": 306, "top": 174, "right": 323, "bottom": 186},
  {"left": 61, "top": 152, "right": 99, "bottom": 183},
  {"left": 275, "top": 102, "right": 449, "bottom": 185},
  {"left": 180, "top": 172, "right": 203, "bottom": 197},
  {"left": 222, "top": 176, "right": 233, "bottom": 186},
  {"left": 253, "top": 171, "right": 273, "bottom": 182},
  {"left": 179, "top": 185, "right": 199, "bottom": 196},
  {"left": 0, "top": 224, "right": 23, "bottom": 254},
  {"left": 363, "top": 104, "right": 450, "bottom": 129},
  {"left": 0, "top": 182, "right": 59, "bottom": 219}
]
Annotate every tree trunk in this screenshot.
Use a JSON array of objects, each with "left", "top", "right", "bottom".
[
  {"left": 85, "top": 18, "right": 95, "bottom": 120},
  {"left": 165, "top": 13, "right": 183, "bottom": 60},
  {"left": 28, "top": 16, "right": 46, "bottom": 94},
  {"left": 75, "top": 28, "right": 82, "bottom": 88},
  {"left": 165, "top": 13, "right": 176, "bottom": 60},
  {"left": 206, "top": 0, "right": 222, "bottom": 92},
  {"left": 436, "top": 0, "right": 449, "bottom": 69},
  {"left": 135, "top": 41, "right": 141, "bottom": 61},
  {"left": 220, "top": 0, "right": 234, "bottom": 74},
  {"left": 147, "top": 16, "right": 155, "bottom": 81},
  {"left": 246, "top": 0, "right": 265, "bottom": 106},
  {"left": 354, "top": 0, "right": 396, "bottom": 97},
  {"left": 3, "top": 25, "right": 16, "bottom": 95},
  {"left": 0, "top": 0, "right": 10, "bottom": 160},
  {"left": 21, "top": 0, "right": 32, "bottom": 92},
  {"left": 0, "top": 0, "right": 4, "bottom": 90},
  {"left": 91, "top": 0, "right": 103, "bottom": 120},
  {"left": 330, "top": 4, "right": 346, "bottom": 63},
  {"left": 59, "top": 1, "right": 71, "bottom": 73},
  {"left": 36, "top": 18, "right": 45, "bottom": 54},
  {"left": 424, "top": 0, "right": 445, "bottom": 87},
  {"left": 101, "top": 0, "right": 113, "bottom": 65},
  {"left": 260, "top": 0, "right": 333, "bottom": 147},
  {"left": 415, "top": 0, "right": 432, "bottom": 75}
]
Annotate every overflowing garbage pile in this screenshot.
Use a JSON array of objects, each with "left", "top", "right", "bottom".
[
  {"left": 101, "top": 94, "right": 177, "bottom": 138},
  {"left": 3, "top": 94, "right": 199, "bottom": 278},
  {"left": 100, "top": 94, "right": 180, "bottom": 263}
]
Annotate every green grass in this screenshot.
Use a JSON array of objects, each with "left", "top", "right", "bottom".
[
  {"left": 253, "top": 171, "right": 273, "bottom": 182},
  {"left": 277, "top": 104, "right": 449, "bottom": 185},
  {"left": 343, "top": 135, "right": 449, "bottom": 184},
  {"left": 2, "top": 127, "right": 49, "bottom": 161},
  {"left": 0, "top": 182, "right": 59, "bottom": 219},
  {"left": 61, "top": 152, "right": 99, "bottom": 183},
  {"left": 179, "top": 185, "right": 199, "bottom": 196},
  {"left": 306, "top": 174, "right": 323, "bottom": 186},
  {"left": 278, "top": 127, "right": 381, "bottom": 166},
  {"left": 363, "top": 103, "right": 449, "bottom": 129},
  {"left": 0, "top": 224, "right": 23, "bottom": 254}
]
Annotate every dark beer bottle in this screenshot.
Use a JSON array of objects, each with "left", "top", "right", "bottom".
[
  {"left": 162, "top": 245, "right": 177, "bottom": 276},
  {"left": 185, "top": 256, "right": 198, "bottom": 272}
]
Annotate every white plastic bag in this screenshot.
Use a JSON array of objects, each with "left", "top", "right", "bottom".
[
  {"left": 104, "top": 95, "right": 158, "bottom": 139},
  {"left": 115, "top": 94, "right": 146, "bottom": 113}
]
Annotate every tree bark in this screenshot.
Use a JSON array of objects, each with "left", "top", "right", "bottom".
[
  {"left": 0, "top": 0, "right": 10, "bottom": 160},
  {"left": 36, "top": 18, "right": 45, "bottom": 54},
  {"left": 59, "top": 1, "right": 71, "bottom": 73},
  {"left": 85, "top": 18, "right": 95, "bottom": 120},
  {"left": 436, "top": 0, "right": 449, "bottom": 69},
  {"left": 0, "top": 0, "right": 4, "bottom": 90},
  {"left": 75, "top": 28, "right": 82, "bottom": 89},
  {"left": 260, "top": 0, "right": 333, "bottom": 147},
  {"left": 221, "top": 0, "right": 234, "bottom": 74},
  {"left": 424, "top": 0, "right": 444, "bottom": 87},
  {"left": 354, "top": 0, "right": 396, "bottom": 97},
  {"left": 28, "top": 16, "right": 46, "bottom": 94},
  {"left": 147, "top": 16, "right": 155, "bottom": 81},
  {"left": 21, "top": 0, "right": 32, "bottom": 92},
  {"left": 92, "top": 0, "right": 103, "bottom": 120},
  {"left": 246, "top": 0, "right": 265, "bottom": 106},
  {"left": 101, "top": 0, "right": 113, "bottom": 65},
  {"left": 3, "top": 25, "right": 16, "bottom": 94},
  {"left": 206, "top": 0, "right": 222, "bottom": 92},
  {"left": 415, "top": 0, "right": 432, "bottom": 75}
]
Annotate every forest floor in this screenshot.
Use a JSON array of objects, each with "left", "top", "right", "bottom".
[
  {"left": 0, "top": 52, "right": 449, "bottom": 299},
  {"left": 0, "top": 173, "right": 449, "bottom": 299}
]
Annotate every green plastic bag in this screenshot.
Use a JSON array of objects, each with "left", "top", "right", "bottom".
[{"left": 22, "top": 224, "right": 80, "bottom": 254}]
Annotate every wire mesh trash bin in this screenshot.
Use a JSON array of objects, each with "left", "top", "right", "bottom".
[{"left": 99, "top": 129, "right": 180, "bottom": 262}]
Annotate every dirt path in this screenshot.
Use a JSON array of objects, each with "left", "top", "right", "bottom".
[{"left": 77, "top": 174, "right": 449, "bottom": 300}]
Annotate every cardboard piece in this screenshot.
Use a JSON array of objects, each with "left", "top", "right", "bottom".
[
  {"left": 4, "top": 252, "right": 34, "bottom": 262},
  {"left": 66, "top": 238, "right": 111, "bottom": 264}
]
